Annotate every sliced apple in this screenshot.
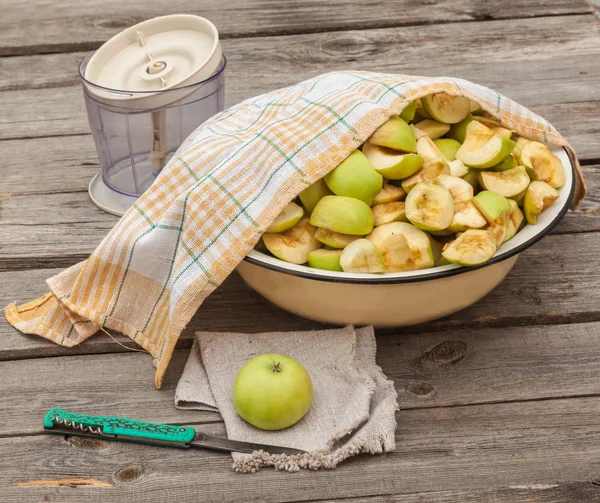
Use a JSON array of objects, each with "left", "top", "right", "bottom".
[
  {"left": 461, "top": 168, "right": 480, "bottom": 190},
  {"left": 307, "top": 248, "right": 343, "bottom": 271},
  {"left": 416, "top": 136, "right": 445, "bottom": 162},
  {"left": 400, "top": 100, "right": 417, "bottom": 122},
  {"left": 299, "top": 179, "right": 333, "bottom": 214},
  {"left": 401, "top": 157, "right": 451, "bottom": 193},
  {"left": 414, "top": 120, "right": 451, "bottom": 140},
  {"left": 263, "top": 218, "right": 320, "bottom": 264},
  {"left": 367, "top": 115, "right": 416, "bottom": 153},
  {"left": 490, "top": 154, "right": 517, "bottom": 172},
  {"left": 447, "top": 114, "right": 474, "bottom": 143},
  {"left": 470, "top": 100, "right": 484, "bottom": 115},
  {"left": 472, "top": 190, "right": 511, "bottom": 224},
  {"left": 362, "top": 142, "right": 423, "bottom": 180},
  {"left": 266, "top": 201, "right": 305, "bottom": 233},
  {"left": 456, "top": 120, "right": 516, "bottom": 169},
  {"left": 373, "top": 181, "right": 406, "bottom": 204},
  {"left": 324, "top": 150, "right": 382, "bottom": 205},
  {"left": 372, "top": 201, "right": 407, "bottom": 226},
  {"left": 504, "top": 199, "right": 525, "bottom": 243},
  {"left": 405, "top": 183, "right": 454, "bottom": 231},
  {"left": 447, "top": 201, "right": 487, "bottom": 233},
  {"left": 441, "top": 229, "right": 497, "bottom": 266},
  {"left": 434, "top": 175, "right": 473, "bottom": 203},
  {"left": 421, "top": 93, "right": 471, "bottom": 124},
  {"left": 448, "top": 159, "right": 469, "bottom": 178},
  {"left": 519, "top": 141, "right": 565, "bottom": 188},
  {"left": 479, "top": 166, "right": 530, "bottom": 199},
  {"left": 340, "top": 239, "right": 385, "bottom": 273},
  {"left": 512, "top": 137, "right": 530, "bottom": 163},
  {"left": 310, "top": 195, "right": 374, "bottom": 235},
  {"left": 474, "top": 116, "right": 514, "bottom": 138},
  {"left": 524, "top": 181, "right": 559, "bottom": 225},
  {"left": 314, "top": 227, "right": 361, "bottom": 248},
  {"left": 366, "top": 222, "right": 434, "bottom": 272},
  {"left": 434, "top": 138, "right": 462, "bottom": 161},
  {"left": 487, "top": 217, "right": 509, "bottom": 247},
  {"left": 410, "top": 124, "right": 428, "bottom": 139}
]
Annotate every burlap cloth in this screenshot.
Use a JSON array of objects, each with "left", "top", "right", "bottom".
[
  {"left": 4, "top": 72, "right": 586, "bottom": 387},
  {"left": 175, "top": 326, "right": 397, "bottom": 472}
]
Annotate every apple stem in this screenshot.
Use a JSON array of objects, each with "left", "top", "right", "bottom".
[{"left": 272, "top": 362, "right": 283, "bottom": 373}]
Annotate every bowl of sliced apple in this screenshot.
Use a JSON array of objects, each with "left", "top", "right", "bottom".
[{"left": 236, "top": 93, "right": 576, "bottom": 327}]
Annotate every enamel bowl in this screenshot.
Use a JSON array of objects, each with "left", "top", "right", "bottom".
[{"left": 236, "top": 146, "right": 575, "bottom": 327}]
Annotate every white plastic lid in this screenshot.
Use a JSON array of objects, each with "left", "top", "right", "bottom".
[{"left": 84, "top": 14, "right": 221, "bottom": 103}]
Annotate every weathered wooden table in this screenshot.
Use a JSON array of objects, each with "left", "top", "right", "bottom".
[{"left": 2, "top": 1, "right": 600, "bottom": 501}]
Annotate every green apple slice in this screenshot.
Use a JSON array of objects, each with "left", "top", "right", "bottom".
[
  {"left": 421, "top": 93, "right": 471, "bottom": 124},
  {"left": 324, "top": 150, "right": 383, "bottom": 205},
  {"left": 461, "top": 168, "right": 480, "bottom": 190},
  {"left": 340, "top": 239, "right": 385, "bottom": 273},
  {"left": 447, "top": 201, "right": 487, "bottom": 233},
  {"left": 366, "top": 222, "right": 434, "bottom": 272},
  {"left": 310, "top": 195, "right": 374, "bottom": 235},
  {"left": 373, "top": 181, "right": 406, "bottom": 204},
  {"left": 520, "top": 141, "right": 566, "bottom": 188},
  {"left": 314, "top": 227, "right": 361, "bottom": 248},
  {"left": 362, "top": 142, "right": 423, "bottom": 180},
  {"left": 299, "top": 179, "right": 333, "bottom": 214},
  {"left": 441, "top": 229, "right": 497, "bottom": 266},
  {"left": 490, "top": 154, "right": 517, "bottom": 172},
  {"left": 447, "top": 114, "right": 474, "bottom": 143},
  {"left": 405, "top": 183, "right": 454, "bottom": 231},
  {"left": 266, "top": 201, "right": 305, "bottom": 233},
  {"left": 512, "top": 137, "right": 530, "bottom": 163},
  {"left": 474, "top": 116, "right": 514, "bottom": 139},
  {"left": 434, "top": 174, "right": 474, "bottom": 203},
  {"left": 434, "top": 138, "right": 462, "bottom": 161},
  {"left": 401, "top": 157, "right": 451, "bottom": 193},
  {"left": 470, "top": 100, "right": 484, "bottom": 115},
  {"left": 472, "top": 190, "right": 511, "bottom": 224},
  {"left": 416, "top": 136, "right": 445, "bottom": 162},
  {"left": 400, "top": 100, "right": 417, "bottom": 122},
  {"left": 414, "top": 120, "right": 451, "bottom": 140},
  {"left": 307, "top": 248, "right": 343, "bottom": 271},
  {"left": 367, "top": 115, "right": 417, "bottom": 153},
  {"left": 504, "top": 199, "right": 525, "bottom": 243},
  {"left": 263, "top": 218, "right": 320, "bottom": 264},
  {"left": 372, "top": 201, "right": 407, "bottom": 226},
  {"left": 456, "top": 121, "right": 516, "bottom": 169},
  {"left": 487, "top": 217, "right": 509, "bottom": 247},
  {"left": 479, "top": 166, "right": 530, "bottom": 199},
  {"left": 524, "top": 181, "right": 559, "bottom": 225},
  {"left": 448, "top": 159, "right": 469, "bottom": 178},
  {"left": 410, "top": 124, "right": 428, "bottom": 139}
]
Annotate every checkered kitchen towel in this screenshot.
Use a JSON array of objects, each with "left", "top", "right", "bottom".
[{"left": 5, "top": 72, "right": 586, "bottom": 387}]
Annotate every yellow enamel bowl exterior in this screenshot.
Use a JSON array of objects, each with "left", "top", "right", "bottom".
[{"left": 237, "top": 146, "right": 575, "bottom": 327}]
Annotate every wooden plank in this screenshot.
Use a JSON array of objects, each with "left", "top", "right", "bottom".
[
  {"left": 309, "top": 485, "right": 600, "bottom": 503},
  {"left": 2, "top": 230, "right": 600, "bottom": 358},
  {"left": 5, "top": 316, "right": 600, "bottom": 434},
  {"left": 0, "top": 269, "right": 324, "bottom": 361},
  {"left": 0, "top": 0, "right": 591, "bottom": 56},
  {"left": 1, "top": 170, "right": 599, "bottom": 270},
  {"left": 2, "top": 15, "right": 600, "bottom": 142},
  {"left": 1, "top": 397, "right": 600, "bottom": 501}
]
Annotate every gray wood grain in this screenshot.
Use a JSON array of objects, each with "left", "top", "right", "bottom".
[
  {"left": 2, "top": 15, "right": 599, "bottom": 143},
  {"left": 0, "top": 0, "right": 591, "bottom": 56},
  {"left": 309, "top": 485, "right": 600, "bottom": 503},
  {"left": 1, "top": 169, "right": 598, "bottom": 270},
  {"left": 2, "top": 230, "right": 600, "bottom": 360},
  {"left": 2, "top": 397, "right": 600, "bottom": 501},
  {"left": 5, "top": 317, "right": 600, "bottom": 435}
]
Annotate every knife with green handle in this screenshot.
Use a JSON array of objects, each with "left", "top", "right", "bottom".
[{"left": 43, "top": 408, "right": 306, "bottom": 455}]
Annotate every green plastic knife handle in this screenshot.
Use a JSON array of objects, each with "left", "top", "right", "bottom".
[{"left": 44, "top": 407, "right": 195, "bottom": 446}]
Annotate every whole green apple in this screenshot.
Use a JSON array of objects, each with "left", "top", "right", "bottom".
[{"left": 233, "top": 354, "right": 313, "bottom": 431}]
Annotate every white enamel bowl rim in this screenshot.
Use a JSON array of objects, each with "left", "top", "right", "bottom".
[{"left": 243, "top": 145, "right": 575, "bottom": 284}]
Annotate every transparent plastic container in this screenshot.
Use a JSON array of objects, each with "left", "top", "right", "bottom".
[{"left": 79, "top": 54, "right": 226, "bottom": 213}]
